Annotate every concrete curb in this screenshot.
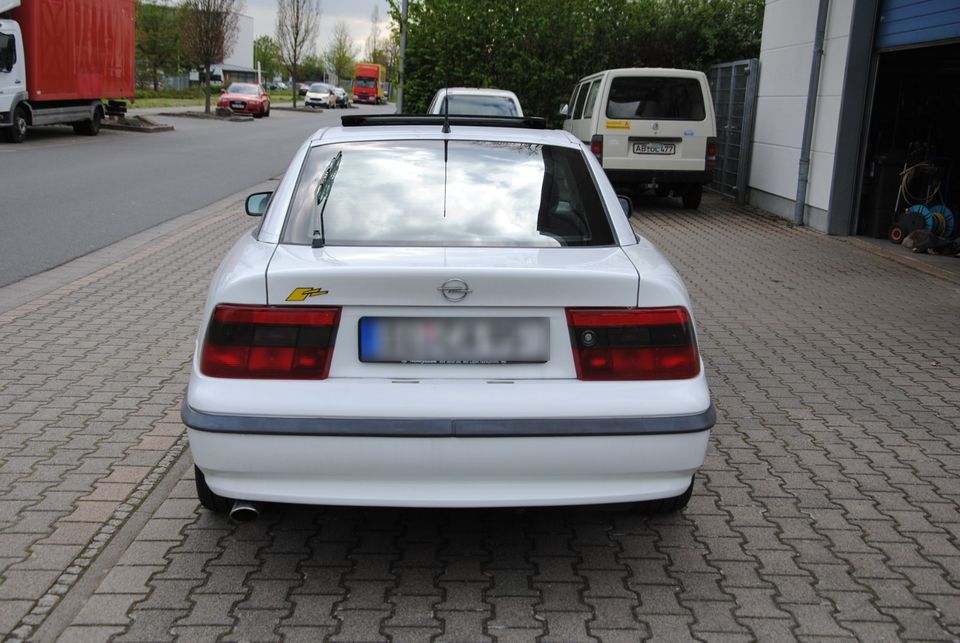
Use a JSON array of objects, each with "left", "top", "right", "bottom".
[{"left": 100, "top": 116, "right": 175, "bottom": 134}]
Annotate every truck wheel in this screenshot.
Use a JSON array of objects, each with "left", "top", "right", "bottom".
[
  {"left": 73, "top": 108, "right": 103, "bottom": 136},
  {"left": 682, "top": 184, "right": 703, "bottom": 209},
  {"left": 5, "top": 106, "right": 28, "bottom": 143}
]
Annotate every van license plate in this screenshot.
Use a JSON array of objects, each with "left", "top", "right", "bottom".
[
  {"left": 633, "top": 142, "right": 675, "bottom": 155},
  {"left": 359, "top": 317, "right": 549, "bottom": 364}
]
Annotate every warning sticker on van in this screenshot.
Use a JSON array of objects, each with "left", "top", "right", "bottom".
[{"left": 605, "top": 120, "right": 630, "bottom": 130}]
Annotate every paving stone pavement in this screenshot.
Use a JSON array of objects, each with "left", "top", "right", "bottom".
[{"left": 1, "top": 193, "right": 959, "bottom": 641}]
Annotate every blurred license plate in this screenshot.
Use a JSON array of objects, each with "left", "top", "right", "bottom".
[
  {"left": 230, "top": 101, "right": 245, "bottom": 109},
  {"left": 633, "top": 142, "right": 675, "bottom": 154},
  {"left": 359, "top": 317, "right": 549, "bottom": 364}
]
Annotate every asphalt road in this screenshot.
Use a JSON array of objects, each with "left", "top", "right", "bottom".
[{"left": 0, "top": 103, "right": 393, "bottom": 288}]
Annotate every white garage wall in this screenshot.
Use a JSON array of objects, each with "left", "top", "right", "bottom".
[{"left": 749, "top": 0, "right": 855, "bottom": 231}]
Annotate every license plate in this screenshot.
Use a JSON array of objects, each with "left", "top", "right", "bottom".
[
  {"left": 230, "top": 101, "right": 245, "bottom": 110},
  {"left": 633, "top": 142, "right": 675, "bottom": 155},
  {"left": 359, "top": 317, "right": 549, "bottom": 364}
]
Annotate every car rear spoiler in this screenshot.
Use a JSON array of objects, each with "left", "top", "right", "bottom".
[{"left": 341, "top": 115, "right": 547, "bottom": 130}]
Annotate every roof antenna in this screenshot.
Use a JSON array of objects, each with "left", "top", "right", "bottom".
[{"left": 441, "top": 51, "right": 450, "bottom": 134}]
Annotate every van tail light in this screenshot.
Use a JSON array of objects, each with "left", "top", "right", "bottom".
[
  {"left": 706, "top": 140, "right": 718, "bottom": 168},
  {"left": 200, "top": 304, "right": 340, "bottom": 379},
  {"left": 566, "top": 307, "right": 700, "bottom": 381},
  {"left": 590, "top": 134, "right": 603, "bottom": 163}
]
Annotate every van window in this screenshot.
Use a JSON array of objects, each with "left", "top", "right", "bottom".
[
  {"left": 582, "top": 80, "right": 601, "bottom": 119},
  {"left": 572, "top": 82, "right": 590, "bottom": 120},
  {"left": 606, "top": 76, "right": 706, "bottom": 121},
  {"left": 0, "top": 33, "right": 15, "bottom": 73}
]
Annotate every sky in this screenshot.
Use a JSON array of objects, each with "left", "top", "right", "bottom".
[{"left": 244, "top": 0, "right": 392, "bottom": 55}]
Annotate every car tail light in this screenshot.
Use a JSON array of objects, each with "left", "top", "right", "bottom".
[
  {"left": 706, "top": 140, "right": 718, "bottom": 168},
  {"left": 590, "top": 135, "right": 603, "bottom": 163},
  {"left": 566, "top": 307, "right": 700, "bottom": 380},
  {"left": 200, "top": 304, "right": 340, "bottom": 379}
]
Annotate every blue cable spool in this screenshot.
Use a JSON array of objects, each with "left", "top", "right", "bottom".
[
  {"left": 908, "top": 204, "right": 932, "bottom": 232},
  {"left": 929, "top": 205, "right": 955, "bottom": 238}
]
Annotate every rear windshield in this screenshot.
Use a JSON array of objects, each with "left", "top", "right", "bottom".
[
  {"left": 282, "top": 140, "right": 614, "bottom": 247},
  {"left": 606, "top": 76, "right": 706, "bottom": 121},
  {"left": 443, "top": 96, "right": 519, "bottom": 117}
]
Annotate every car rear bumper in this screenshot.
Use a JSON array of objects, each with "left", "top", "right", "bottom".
[
  {"left": 182, "top": 403, "right": 715, "bottom": 437},
  {"left": 188, "top": 428, "right": 711, "bottom": 507},
  {"left": 604, "top": 169, "right": 710, "bottom": 185}
]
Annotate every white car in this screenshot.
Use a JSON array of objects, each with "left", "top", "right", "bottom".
[
  {"left": 182, "top": 114, "right": 714, "bottom": 519},
  {"left": 304, "top": 82, "right": 335, "bottom": 108},
  {"left": 428, "top": 87, "right": 524, "bottom": 117}
]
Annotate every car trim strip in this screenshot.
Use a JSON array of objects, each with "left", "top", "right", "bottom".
[{"left": 181, "top": 403, "right": 715, "bottom": 437}]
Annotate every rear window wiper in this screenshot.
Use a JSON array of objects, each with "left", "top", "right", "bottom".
[{"left": 313, "top": 150, "right": 343, "bottom": 248}]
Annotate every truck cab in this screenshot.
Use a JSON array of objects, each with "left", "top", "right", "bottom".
[
  {"left": 353, "top": 63, "right": 385, "bottom": 105},
  {"left": 0, "top": 17, "right": 28, "bottom": 141}
]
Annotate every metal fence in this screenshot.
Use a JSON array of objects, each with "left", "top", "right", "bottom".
[{"left": 707, "top": 59, "right": 760, "bottom": 204}]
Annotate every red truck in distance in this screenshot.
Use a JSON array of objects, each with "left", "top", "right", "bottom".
[
  {"left": 353, "top": 63, "right": 385, "bottom": 105},
  {"left": 0, "top": 0, "right": 135, "bottom": 143}
]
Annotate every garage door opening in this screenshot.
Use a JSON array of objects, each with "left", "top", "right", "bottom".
[{"left": 857, "top": 42, "right": 960, "bottom": 243}]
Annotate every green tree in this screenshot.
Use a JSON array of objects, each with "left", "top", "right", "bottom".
[
  {"left": 325, "top": 21, "right": 359, "bottom": 85},
  {"left": 136, "top": 0, "right": 181, "bottom": 90},
  {"left": 254, "top": 35, "right": 282, "bottom": 83},
  {"left": 300, "top": 54, "right": 325, "bottom": 83},
  {"left": 388, "top": 0, "right": 764, "bottom": 121}
]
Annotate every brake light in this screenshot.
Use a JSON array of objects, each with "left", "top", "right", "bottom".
[
  {"left": 566, "top": 307, "right": 700, "bottom": 380},
  {"left": 590, "top": 134, "right": 603, "bottom": 163},
  {"left": 200, "top": 304, "right": 340, "bottom": 379},
  {"left": 706, "top": 141, "right": 717, "bottom": 168}
]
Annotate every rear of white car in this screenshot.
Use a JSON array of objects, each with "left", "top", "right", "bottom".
[
  {"left": 428, "top": 88, "right": 524, "bottom": 117},
  {"left": 183, "top": 116, "right": 713, "bottom": 513}
]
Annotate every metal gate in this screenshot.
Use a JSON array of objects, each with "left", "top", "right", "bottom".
[{"left": 707, "top": 59, "right": 759, "bottom": 204}]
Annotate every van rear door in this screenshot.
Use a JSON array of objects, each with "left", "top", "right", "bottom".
[{"left": 600, "top": 73, "right": 715, "bottom": 176}]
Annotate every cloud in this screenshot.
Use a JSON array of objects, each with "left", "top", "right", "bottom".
[{"left": 245, "top": 0, "right": 391, "bottom": 52}]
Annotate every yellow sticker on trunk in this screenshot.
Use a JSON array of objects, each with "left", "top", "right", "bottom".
[{"left": 606, "top": 120, "right": 630, "bottom": 130}]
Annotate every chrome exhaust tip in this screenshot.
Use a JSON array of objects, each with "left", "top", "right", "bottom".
[{"left": 229, "top": 499, "right": 261, "bottom": 522}]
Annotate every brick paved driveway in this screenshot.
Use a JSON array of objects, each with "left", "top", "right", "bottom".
[{"left": 1, "top": 193, "right": 958, "bottom": 641}]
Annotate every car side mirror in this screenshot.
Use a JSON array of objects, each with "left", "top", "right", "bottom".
[
  {"left": 245, "top": 191, "right": 272, "bottom": 216},
  {"left": 617, "top": 195, "right": 633, "bottom": 218},
  {"left": 559, "top": 103, "right": 569, "bottom": 118}
]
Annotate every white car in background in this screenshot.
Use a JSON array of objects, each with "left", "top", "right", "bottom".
[
  {"left": 182, "top": 114, "right": 714, "bottom": 520},
  {"left": 304, "top": 82, "right": 336, "bottom": 108},
  {"left": 428, "top": 87, "right": 524, "bottom": 117}
]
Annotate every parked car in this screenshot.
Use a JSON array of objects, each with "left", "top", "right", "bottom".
[
  {"left": 182, "top": 113, "right": 715, "bottom": 519},
  {"left": 305, "top": 82, "right": 336, "bottom": 109},
  {"left": 427, "top": 88, "right": 524, "bottom": 117},
  {"left": 333, "top": 86, "right": 350, "bottom": 108},
  {"left": 217, "top": 83, "right": 270, "bottom": 118},
  {"left": 561, "top": 68, "right": 717, "bottom": 209}
]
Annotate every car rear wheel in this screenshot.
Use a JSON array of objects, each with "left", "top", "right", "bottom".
[
  {"left": 264, "top": 104, "right": 270, "bottom": 117},
  {"left": 682, "top": 184, "right": 702, "bottom": 209},
  {"left": 195, "top": 465, "right": 231, "bottom": 514},
  {"left": 635, "top": 476, "right": 694, "bottom": 514},
  {"left": 5, "top": 105, "right": 28, "bottom": 143}
]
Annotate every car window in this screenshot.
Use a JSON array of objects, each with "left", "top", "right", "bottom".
[
  {"left": 442, "top": 96, "right": 519, "bottom": 117},
  {"left": 355, "top": 78, "right": 376, "bottom": 88},
  {"left": 282, "top": 140, "right": 614, "bottom": 247},
  {"left": 583, "top": 80, "right": 601, "bottom": 119},
  {"left": 572, "top": 83, "right": 590, "bottom": 120},
  {"left": 310, "top": 83, "right": 330, "bottom": 92},
  {"left": 228, "top": 83, "right": 258, "bottom": 95},
  {"left": 606, "top": 76, "right": 706, "bottom": 120}
]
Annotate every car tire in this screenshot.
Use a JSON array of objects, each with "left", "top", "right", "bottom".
[
  {"left": 635, "top": 476, "right": 694, "bottom": 515},
  {"left": 195, "top": 465, "right": 231, "bottom": 514},
  {"left": 264, "top": 105, "right": 270, "bottom": 117},
  {"left": 5, "top": 105, "right": 28, "bottom": 143},
  {"left": 682, "top": 184, "right": 703, "bottom": 209}
]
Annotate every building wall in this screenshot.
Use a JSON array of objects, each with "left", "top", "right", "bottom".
[
  {"left": 748, "top": 0, "right": 855, "bottom": 231},
  {"left": 224, "top": 14, "right": 253, "bottom": 69}
]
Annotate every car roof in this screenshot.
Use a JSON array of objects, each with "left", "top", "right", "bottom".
[
  {"left": 436, "top": 87, "right": 520, "bottom": 98},
  {"left": 576, "top": 67, "right": 708, "bottom": 83},
  {"left": 308, "top": 121, "right": 582, "bottom": 148}
]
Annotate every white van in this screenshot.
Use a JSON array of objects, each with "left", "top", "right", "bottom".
[{"left": 562, "top": 68, "right": 717, "bottom": 208}]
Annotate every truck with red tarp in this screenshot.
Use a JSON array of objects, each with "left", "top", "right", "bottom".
[
  {"left": 0, "top": 0, "right": 135, "bottom": 143},
  {"left": 353, "top": 63, "right": 385, "bottom": 105}
]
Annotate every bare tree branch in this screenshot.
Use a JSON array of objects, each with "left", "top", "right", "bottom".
[
  {"left": 276, "top": 0, "right": 322, "bottom": 109},
  {"left": 179, "top": 0, "right": 244, "bottom": 113}
]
